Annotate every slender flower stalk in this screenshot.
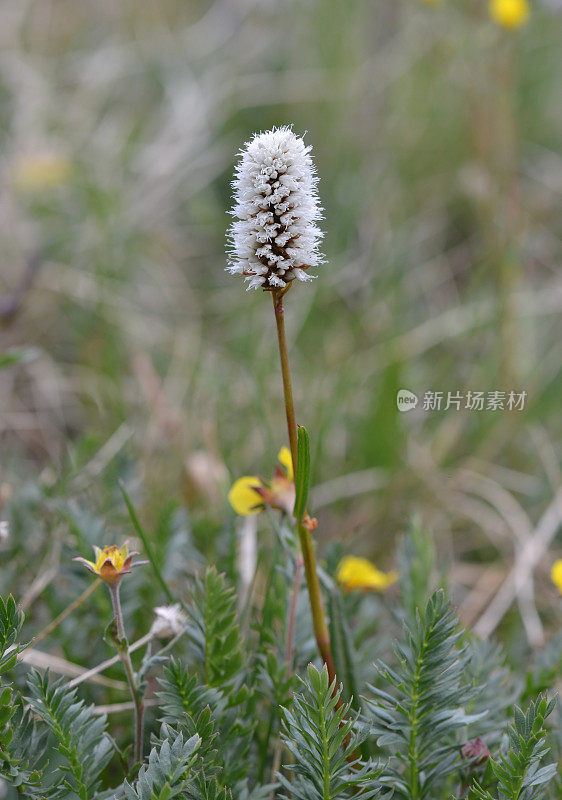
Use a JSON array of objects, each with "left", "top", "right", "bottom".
[
  {"left": 271, "top": 291, "right": 299, "bottom": 471},
  {"left": 271, "top": 287, "right": 336, "bottom": 683},
  {"left": 108, "top": 584, "right": 144, "bottom": 766},
  {"left": 228, "top": 127, "right": 336, "bottom": 683}
]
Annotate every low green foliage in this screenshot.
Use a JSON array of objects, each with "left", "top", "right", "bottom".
[
  {"left": 0, "top": 530, "right": 560, "bottom": 800},
  {"left": 468, "top": 696, "right": 557, "bottom": 800},
  {"left": 25, "top": 670, "right": 114, "bottom": 800},
  {"left": 367, "top": 590, "right": 484, "bottom": 798},
  {"left": 158, "top": 659, "right": 244, "bottom": 794},
  {"left": 0, "top": 596, "right": 24, "bottom": 677},
  {"left": 186, "top": 566, "right": 246, "bottom": 693},
  {"left": 279, "top": 663, "right": 383, "bottom": 800},
  {"left": 123, "top": 726, "right": 201, "bottom": 800},
  {"left": 0, "top": 701, "right": 47, "bottom": 796},
  {"left": 0, "top": 597, "right": 45, "bottom": 795}
]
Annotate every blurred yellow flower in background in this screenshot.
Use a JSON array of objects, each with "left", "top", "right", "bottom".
[
  {"left": 336, "top": 555, "right": 398, "bottom": 592},
  {"left": 11, "top": 153, "right": 72, "bottom": 193},
  {"left": 228, "top": 476, "right": 264, "bottom": 516},
  {"left": 228, "top": 447, "right": 294, "bottom": 516},
  {"left": 551, "top": 559, "right": 562, "bottom": 593},
  {"left": 277, "top": 446, "right": 294, "bottom": 482},
  {"left": 489, "top": 0, "right": 529, "bottom": 28}
]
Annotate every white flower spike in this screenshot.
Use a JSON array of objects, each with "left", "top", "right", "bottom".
[{"left": 227, "top": 126, "right": 324, "bottom": 291}]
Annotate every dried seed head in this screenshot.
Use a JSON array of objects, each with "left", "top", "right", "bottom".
[{"left": 227, "top": 126, "right": 324, "bottom": 291}]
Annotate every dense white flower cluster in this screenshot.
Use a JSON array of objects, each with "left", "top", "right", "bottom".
[{"left": 227, "top": 127, "right": 323, "bottom": 290}]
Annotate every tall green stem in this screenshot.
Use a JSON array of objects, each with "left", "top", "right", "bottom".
[
  {"left": 109, "top": 584, "right": 144, "bottom": 765},
  {"left": 271, "top": 291, "right": 299, "bottom": 466},
  {"left": 271, "top": 290, "right": 336, "bottom": 685}
]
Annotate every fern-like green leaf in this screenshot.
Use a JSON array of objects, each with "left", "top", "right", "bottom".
[
  {"left": 0, "top": 595, "right": 25, "bottom": 676},
  {"left": 25, "top": 669, "right": 113, "bottom": 800},
  {"left": 157, "top": 658, "right": 249, "bottom": 794},
  {"left": 122, "top": 724, "right": 200, "bottom": 800},
  {"left": 0, "top": 699, "right": 47, "bottom": 796},
  {"left": 279, "top": 663, "right": 383, "bottom": 800},
  {"left": 469, "top": 695, "right": 557, "bottom": 800},
  {"left": 367, "top": 589, "right": 483, "bottom": 799},
  {"left": 186, "top": 566, "right": 245, "bottom": 693},
  {"left": 0, "top": 596, "right": 47, "bottom": 794},
  {"left": 159, "top": 658, "right": 222, "bottom": 723}
]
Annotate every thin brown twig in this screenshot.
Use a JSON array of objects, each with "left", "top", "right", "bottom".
[
  {"left": 66, "top": 631, "right": 155, "bottom": 689},
  {"left": 30, "top": 579, "right": 101, "bottom": 648},
  {"left": 92, "top": 698, "right": 159, "bottom": 716},
  {"left": 18, "top": 648, "right": 127, "bottom": 690},
  {"left": 473, "top": 488, "right": 562, "bottom": 639},
  {"left": 20, "top": 527, "right": 64, "bottom": 610}
]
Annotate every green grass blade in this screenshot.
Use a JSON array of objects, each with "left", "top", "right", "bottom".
[{"left": 119, "top": 480, "right": 174, "bottom": 603}]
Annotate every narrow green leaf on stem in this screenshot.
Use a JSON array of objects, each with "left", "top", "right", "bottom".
[{"left": 293, "top": 425, "right": 310, "bottom": 522}]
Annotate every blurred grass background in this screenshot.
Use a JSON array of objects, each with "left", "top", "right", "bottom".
[{"left": 1, "top": 0, "right": 561, "bottom": 652}]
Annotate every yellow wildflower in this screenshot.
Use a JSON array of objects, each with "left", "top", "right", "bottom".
[
  {"left": 11, "top": 153, "right": 72, "bottom": 193},
  {"left": 228, "top": 447, "right": 294, "bottom": 516},
  {"left": 551, "top": 559, "right": 562, "bottom": 593},
  {"left": 74, "top": 541, "right": 145, "bottom": 586},
  {"left": 489, "top": 0, "right": 529, "bottom": 28},
  {"left": 336, "top": 555, "right": 398, "bottom": 592},
  {"left": 228, "top": 476, "right": 265, "bottom": 516}
]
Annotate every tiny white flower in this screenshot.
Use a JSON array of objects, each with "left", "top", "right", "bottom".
[
  {"left": 150, "top": 604, "right": 188, "bottom": 639},
  {"left": 227, "top": 126, "right": 324, "bottom": 291},
  {"left": 0, "top": 521, "right": 8, "bottom": 544}
]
